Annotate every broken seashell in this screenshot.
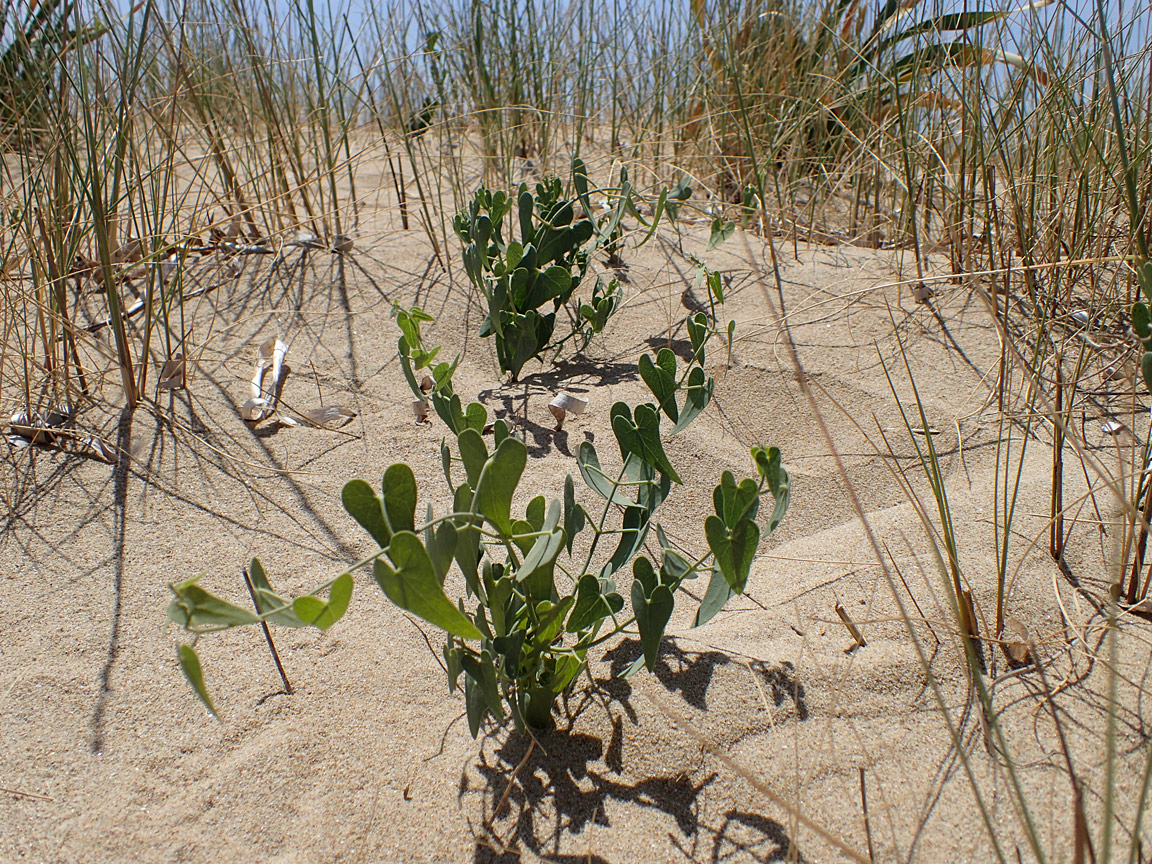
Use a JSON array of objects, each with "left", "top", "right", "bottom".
[
  {"left": 412, "top": 400, "right": 429, "bottom": 422},
  {"left": 158, "top": 354, "right": 185, "bottom": 390},
  {"left": 241, "top": 397, "right": 272, "bottom": 422},
  {"left": 548, "top": 403, "right": 566, "bottom": 429},
  {"left": 550, "top": 393, "right": 588, "bottom": 415},
  {"left": 332, "top": 234, "right": 354, "bottom": 253},
  {"left": 1101, "top": 420, "right": 1125, "bottom": 436},
  {"left": 1070, "top": 309, "right": 1089, "bottom": 326},
  {"left": 301, "top": 405, "right": 356, "bottom": 428},
  {"left": 43, "top": 404, "right": 73, "bottom": 429},
  {"left": 419, "top": 375, "right": 435, "bottom": 394},
  {"left": 1002, "top": 617, "right": 1032, "bottom": 668}
]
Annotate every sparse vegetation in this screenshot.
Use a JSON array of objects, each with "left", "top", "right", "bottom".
[{"left": 4, "top": 0, "right": 1152, "bottom": 859}]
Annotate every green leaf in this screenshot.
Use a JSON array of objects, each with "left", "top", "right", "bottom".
[
  {"left": 440, "top": 439, "right": 453, "bottom": 486},
  {"left": 1140, "top": 262, "right": 1152, "bottom": 306},
  {"left": 686, "top": 313, "right": 708, "bottom": 364},
  {"left": 535, "top": 264, "right": 571, "bottom": 301},
  {"left": 518, "top": 187, "right": 535, "bottom": 244},
  {"left": 707, "top": 217, "right": 734, "bottom": 251},
  {"left": 247, "top": 558, "right": 306, "bottom": 628},
  {"left": 638, "top": 351, "right": 679, "bottom": 422},
  {"left": 464, "top": 402, "right": 487, "bottom": 434},
  {"left": 693, "top": 562, "right": 735, "bottom": 627},
  {"left": 577, "top": 441, "right": 632, "bottom": 505},
  {"left": 452, "top": 484, "right": 482, "bottom": 595},
  {"left": 633, "top": 555, "right": 658, "bottom": 595},
  {"left": 465, "top": 672, "right": 487, "bottom": 738},
  {"left": 427, "top": 521, "right": 458, "bottom": 585},
  {"left": 519, "top": 529, "right": 564, "bottom": 602},
  {"left": 167, "top": 577, "right": 261, "bottom": 631},
  {"left": 177, "top": 643, "right": 218, "bottom": 719},
  {"left": 563, "top": 474, "right": 586, "bottom": 555},
  {"left": 342, "top": 479, "right": 390, "bottom": 548},
  {"left": 671, "top": 366, "right": 713, "bottom": 435},
  {"left": 1142, "top": 352, "right": 1152, "bottom": 396},
  {"left": 567, "top": 575, "right": 625, "bottom": 633},
  {"left": 375, "top": 532, "right": 482, "bottom": 639},
  {"left": 462, "top": 650, "right": 505, "bottom": 720},
  {"left": 753, "top": 446, "right": 791, "bottom": 533},
  {"left": 293, "top": 572, "right": 353, "bottom": 630},
  {"left": 1135, "top": 301, "right": 1152, "bottom": 343},
  {"left": 602, "top": 508, "right": 651, "bottom": 579},
  {"left": 531, "top": 596, "right": 576, "bottom": 648},
  {"left": 705, "top": 515, "right": 759, "bottom": 594},
  {"left": 713, "top": 471, "right": 760, "bottom": 528},
  {"left": 473, "top": 436, "right": 528, "bottom": 535},
  {"left": 611, "top": 402, "right": 682, "bottom": 483},
  {"left": 525, "top": 495, "right": 546, "bottom": 531},
  {"left": 632, "top": 581, "right": 674, "bottom": 671},
  {"left": 382, "top": 464, "right": 417, "bottom": 535},
  {"left": 457, "top": 428, "right": 488, "bottom": 488}
]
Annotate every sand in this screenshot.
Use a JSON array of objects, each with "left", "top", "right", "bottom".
[{"left": 1, "top": 154, "right": 1147, "bottom": 863}]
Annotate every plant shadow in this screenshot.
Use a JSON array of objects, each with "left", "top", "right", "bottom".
[
  {"left": 597, "top": 640, "right": 809, "bottom": 722},
  {"left": 469, "top": 640, "right": 810, "bottom": 862},
  {"left": 468, "top": 726, "right": 715, "bottom": 863}
]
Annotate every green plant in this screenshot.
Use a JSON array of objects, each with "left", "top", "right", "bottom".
[
  {"left": 341, "top": 340, "right": 788, "bottom": 733},
  {"left": 453, "top": 161, "right": 687, "bottom": 380},
  {"left": 168, "top": 326, "right": 789, "bottom": 733}
]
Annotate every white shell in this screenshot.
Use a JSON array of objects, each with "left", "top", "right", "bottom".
[
  {"left": 550, "top": 393, "right": 588, "bottom": 415},
  {"left": 1070, "top": 309, "right": 1089, "bottom": 326}
]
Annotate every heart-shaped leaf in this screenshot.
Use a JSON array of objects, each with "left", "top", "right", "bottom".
[
  {"left": 375, "top": 532, "right": 481, "bottom": 639},
  {"left": 382, "top": 463, "right": 417, "bottom": 535},
  {"left": 1143, "top": 352, "right": 1152, "bottom": 396},
  {"left": 752, "top": 446, "right": 790, "bottom": 533},
  {"left": 713, "top": 471, "right": 760, "bottom": 528},
  {"left": 293, "top": 572, "right": 353, "bottom": 630},
  {"left": 633, "top": 581, "right": 674, "bottom": 671},
  {"left": 567, "top": 575, "right": 625, "bottom": 633},
  {"left": 611, "top": 402, "right": 681, "bottom": 483},
  {"left": 473, "top": 436, "right": 528, "bottom": 535},
  {"left": 465, "top": 402, "right": 487, "bottom": 434},
  {"left": 342, "top": 479, "right": 389, "bottom": 548},
  {"left": 639, "top": 351, "right": 678, "bottom": 422},
  {"left": 705, "top": 515, "right": 759, "bottom": 594},
  {"left": 707, "top": 217, "right": 734, "bottom": 251},
  {"left": 633, "top": 555, "right": 658, "bottom": 595}
]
